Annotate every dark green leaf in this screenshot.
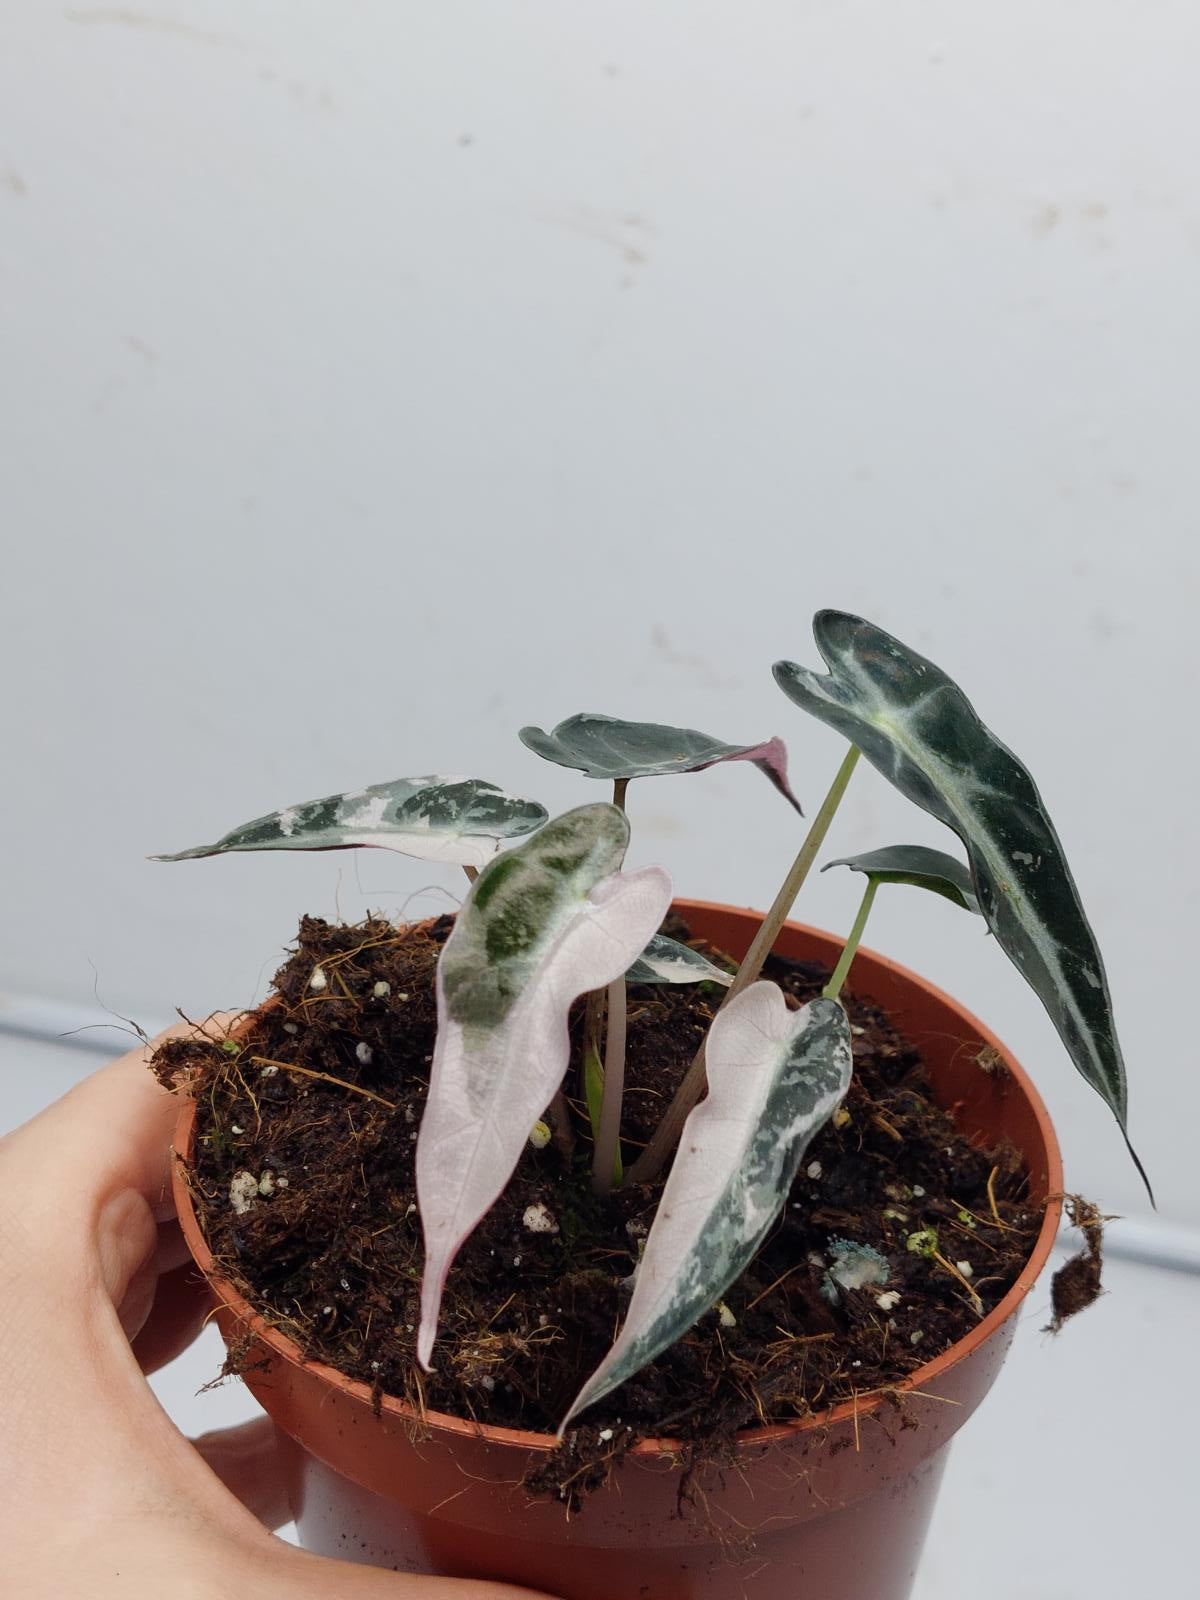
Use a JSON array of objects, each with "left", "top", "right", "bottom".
[
  {"left": 519, "top": 714, "right": 802, "bottom": 813},
  {"left": 774, "top": 611, "right": 1146, "bottom": 1191},
  {"left": 823, "top": 844, "right": 981, "bottom": 914}
]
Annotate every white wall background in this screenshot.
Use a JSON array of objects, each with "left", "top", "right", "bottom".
[{"left": 2, "top": 3, "right": 1196, "bottom": 1227}]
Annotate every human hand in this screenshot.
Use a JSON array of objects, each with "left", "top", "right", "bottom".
[{"left": 0, "top": 1023, "right": 555, "bottom": 1599}]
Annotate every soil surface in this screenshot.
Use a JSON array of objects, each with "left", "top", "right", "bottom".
[{"left": 157, "top": 913, "right": 1040, "bottom": 1501}]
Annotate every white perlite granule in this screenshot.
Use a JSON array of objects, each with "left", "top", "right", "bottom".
[
  {"left": 522, "top": 1203, "right": 559, "bottom": 1235},
  {"left": 229, "top": 1172, "right": 260, "bottom": 1216}
]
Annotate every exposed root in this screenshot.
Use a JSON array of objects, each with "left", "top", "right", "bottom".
[{"left": 1044, "top": 1194, "right": 1108, "bottom": 1332}]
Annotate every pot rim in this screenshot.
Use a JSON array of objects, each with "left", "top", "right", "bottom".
[{"left": 172, "top": 898, "right": 1064, "bottom": 1460}]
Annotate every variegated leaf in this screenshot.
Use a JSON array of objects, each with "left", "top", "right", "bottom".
[
  {"left": 824, "top": 844, "right": 981, "bottom": 914},
  {"left": 152, "top": 776, "right": 548, "bottom": 871},
  {"left": 626, "top": 933, "right": 734, "bottom": 987},
  {"left": 519, "top": 714, "right": 803, "bottom": 813},
  {"left": 774, "top": 611, "right": 1142, "bottom": 1180},
  {"left": 416, "top": 805, "right": 671, "bottom": 1366},
  {"left": 562, "top": 984, "right": 852, "bottom": 1428}
]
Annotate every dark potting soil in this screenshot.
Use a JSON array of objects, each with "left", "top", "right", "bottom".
[{"left": 157, "top": 913, "right": 1041, "bottom": 1501}]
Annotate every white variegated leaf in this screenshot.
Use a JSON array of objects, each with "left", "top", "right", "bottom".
[
  {"left": 416, "top": 804, "right": 671, "bottom": 1367},
  {"left": 561, "top": 984, "right": 852, "bottom": 1429},
  {"left": 152, "top": 776, "right": 548, "bottom": 870},
  {"left": 519, "top": 713, "right": 803, "bottom": 813},
  {"left": 626, "top": 933, "right": 734, "bottom": 988}
]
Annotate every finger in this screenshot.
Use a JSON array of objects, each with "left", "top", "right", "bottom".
[
  {"left": 3, "top": 1015, "right": 243, "bottom": 1281},
  {"left": 278, "top": 1543, "right": 561, "bottom": 1599},
  {"left": 191, "top": 1416, "right": 293, "bottom": 1531},
  {"left": 130, "top": 1260, "right": 215, "bottom": 1374},
  {"left": 193, "top": 1428, "right": 561, "bottom": 1594}
]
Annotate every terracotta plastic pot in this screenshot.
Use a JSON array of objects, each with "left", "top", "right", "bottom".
[{"left": 174, "top": 899, "right": 1063, "bottom": 1600}]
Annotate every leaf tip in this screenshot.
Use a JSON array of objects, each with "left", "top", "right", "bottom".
[
  {"left": 557, "top": 1375, "right": 603, "bottom": 1438},
  {"left": 415, "top": 1278, "right": 442, "bottom": 1372},
  {"left": 753, "top": 734, "right": 805, "bottom": 815},
  {"left": 1123, "top": 1129, "right": 1155, "bottom": 1208}
]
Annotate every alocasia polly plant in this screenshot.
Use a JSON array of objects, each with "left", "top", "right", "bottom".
[{"left": 160, "top": 609, "right": 1147, "bottom": 1430}]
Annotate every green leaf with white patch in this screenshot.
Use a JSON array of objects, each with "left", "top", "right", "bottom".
[
  {"left": 519, "top": 713, "right": 803, "bottom": 812},
  {"left": 823, "top": 845, "right": 981, "bottom": 914},
  {"left": 152, "top": 776, "right": 548, "bottom": 870},
  {"left": 775, "top": 611, "right": 1145, "bottom": 1188},
  {"left": 416, "top": 805, "right": 671, "bottom": 1366},
  {"left": 561, "top": 984, "right": 852, "bottom": 1429},
  {"left": 626, "top": 933, "right": 734, "bottom": 987}
]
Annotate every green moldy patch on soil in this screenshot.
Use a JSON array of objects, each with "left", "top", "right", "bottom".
[{"left": 156, "top": 912, "right": 1040, "bottom": 1502}]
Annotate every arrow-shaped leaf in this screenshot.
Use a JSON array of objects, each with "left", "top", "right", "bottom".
[
  {"left": 626, "top": 933, "right": 735, "bottom": 987},
  {"left": 416, "top": 804, "right": 671, "bottom": 1366},
  {"left": 774, "top": 611, "right": 1144, "bottom": 1185},
  {"left": 519, "top": 714, "right": 803, "bottom": 813},
  {"left": 152, "top": 776, "right": 548, "bottom": 871},
  {"left": 823, "top": 844, "right": 981, "bottom": 914},
  {"left": 561, "top": 984, "right": 852, "bottom": 1429}
]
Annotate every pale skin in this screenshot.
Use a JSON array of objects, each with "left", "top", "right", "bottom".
[{"left": 0, "top": 1021, "right": 555, "bottom": 1600}]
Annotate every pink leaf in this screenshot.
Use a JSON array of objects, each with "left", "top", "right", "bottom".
[{"left": 415, "top": 807, "right": 671, "bottom": 1368}]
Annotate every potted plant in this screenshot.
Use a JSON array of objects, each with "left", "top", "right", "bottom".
[{"left": 153, "top": 611, "right": 1143, "bottom": 1600}]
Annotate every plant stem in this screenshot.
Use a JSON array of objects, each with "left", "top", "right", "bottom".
[
  {"left": 595, "top": 775, "right": 631, "bottom": 1184},
  {"left": 823, "top": 876, "right": 878, "bottom": 1001},
  {"left": 581, "top": 983, "right": 606, "bottom": 1091},
  {"left": 546, "top": 1087, "right": 576, "bottom": 1159},
  {"left": 580, "top": 774, "right": 632, "bottom": 1173},
  {"left": 592, "top": 977, "right": 627, "bottom": 1194},
  {"left": 727, "top": 743, "right": 862, "bottom": 999},
  {"left": 627, "top": 743, "right": 861, "bottom": 1186}
]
